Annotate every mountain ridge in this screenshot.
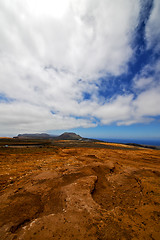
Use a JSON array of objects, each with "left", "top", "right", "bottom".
[{"left": 14, "top": 132, "right": 82, "bottom": 140}]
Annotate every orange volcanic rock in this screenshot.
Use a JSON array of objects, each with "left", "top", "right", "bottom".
[{"left": 0, "top": 140, "right": 160, "bottom": 239}]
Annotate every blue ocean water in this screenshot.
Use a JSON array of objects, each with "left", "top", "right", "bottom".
[{"left": 96, "top": 138, "right": 160, "bottom": 146}]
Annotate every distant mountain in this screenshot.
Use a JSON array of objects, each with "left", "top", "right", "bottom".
[
  {"left": 15, "top": 133, "right": 55, "bottom": 139},
  {"left": 14, "top": 132, "right": 100, "bottom": 142},
  {"left": 55, "top": 132, "right": 82, "bottom": 140},
  {"left": 14, "top": 132, "right": 82, "bottom": 140}
]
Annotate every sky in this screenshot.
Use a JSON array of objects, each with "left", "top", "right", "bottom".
[{"left": 0, "top": 0, "right": 160, "bottom": 139}]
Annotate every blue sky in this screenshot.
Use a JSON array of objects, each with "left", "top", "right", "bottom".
[
  {"left": 0, "top": 0, "right": 160, "bottom": 139},
  {"left": 50, "top": 123, "right": 160, "bottom": 140}
]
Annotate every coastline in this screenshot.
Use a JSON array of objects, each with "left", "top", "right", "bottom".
[{"left": 96, "top": 138, "right": 160, "bottom": 146}]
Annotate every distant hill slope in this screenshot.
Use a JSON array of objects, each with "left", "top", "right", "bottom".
[
  {"left": 56, "top": 132, "right": 82, "bottom": 140},
  {"left": 14, "top": 132, "right": 103, "bottom": 142},
  {"left": 14, "top": 132, "right": 82, "bottom": 140},
  {"left": 15, "top": 133, "right": 54, "bottom": 139}
]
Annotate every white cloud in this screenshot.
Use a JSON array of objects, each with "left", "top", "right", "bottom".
[
  {"left": 95, "top": 95, "right": 134, "bottom": 124},
  {"left": 133, "top": 87, "right": 160, "bottom": 117},
  {"left": 0, "top": 102, "right": 96, "bottom": 136},
  {"left": 94, "top": 85, "right": 160, "bottom": 126},
  {"left": 154, "top": 59, "right": 160, "bottom": 74},
  {"left": 0, "top": 0, "right": 140, "bottom": 78},
  {"left": 133, "top": 58, "right": 160, "bottom": 90},
  {"left": 0, "top": 0, "right": 141, "bottom": 135},
  {"left": 145, "top": 0, "right": 160, "bottom": 51},
  {"left": 134, "top": 77, "right": 154, "bottom": 89},
  {"left": 2, "top": 1, "right": 160, "bottom": 134}
]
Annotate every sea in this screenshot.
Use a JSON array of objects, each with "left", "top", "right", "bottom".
[{"left": 96, "top": 138, "right": 160, "bottom": 147}]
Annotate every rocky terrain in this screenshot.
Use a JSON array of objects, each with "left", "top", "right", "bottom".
[{"left": 0, "top": 139, "right": 160, "bottom": 239}]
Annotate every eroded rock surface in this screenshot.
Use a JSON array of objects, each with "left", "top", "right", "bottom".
[{"left": 0, "top": 142, "right": 160, "bottom": 239}]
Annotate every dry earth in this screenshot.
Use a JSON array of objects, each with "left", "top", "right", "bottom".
[{"left": 0, "top": 140, "right": 160, "bottom": 240}]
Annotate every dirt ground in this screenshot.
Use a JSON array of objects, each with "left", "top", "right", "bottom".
[{"left": 0, "top": 140, "right": 160, "bottom": 240}]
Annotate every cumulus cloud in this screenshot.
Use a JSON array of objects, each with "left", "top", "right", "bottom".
[
  {"left": 0, "top": 101, "right": 96, "bottom": 135},
  {"left": 0, "top": 0, "right": 159, "bottom": 135},
  {"left": 94, "top": 95, "right": 134, "bottom": 125},
  {"left": 133, "top": 87, "right": 160, "bottom": 117},
  {"left": 94, "top": 56, "right": 160, "bottom": 126},
  {"left": 94, "top": 84, "right": 160, "bottom": 126},
  {"left": 131, "top": 58, "right": 160, "bottom": 123},
  {"left": 133, "top": 77, "right": 154, "bottom": 89},
  {"left": 133, "top": 58, "right": 160, "bottom": 90},
  {"left": 145, "top": 0, "right": 160, "bottom": 51}
]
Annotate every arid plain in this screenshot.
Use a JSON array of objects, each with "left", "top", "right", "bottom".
[{"left": 0, "top": 139, "right": 160, "bottom": 240}]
